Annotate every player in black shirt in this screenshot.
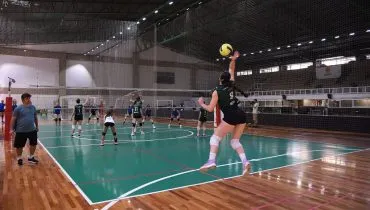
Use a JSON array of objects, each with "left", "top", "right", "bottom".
[{"left": 71, "top": 98, "right": 84, "bottom": 137}]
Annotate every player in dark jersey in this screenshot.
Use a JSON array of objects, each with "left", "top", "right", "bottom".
[
  {"left": 197, "top": 107, "right": 208, "bottom": 137},
  {"left": 70, "top": 98, "right": 84, "bottom": 137},
  {"left": 197, "top": 51, "right": 250, "bottom": 176},
  {"left": 123, "top": 105, "right": 133, "bottom": 125},
  {"left": 53, "top": 103, "right": 62, "bottom": 125},
  {"left": 168, "top": 106, "right": 182, "bottom": 128},
  {"left": 87, "top": 104, "right": 99, "bottom": 124},
  {"left": 131, "top": 97, "right": 144, "bottom": 136},
  {"left": 144, "top": 104, "right": 156, "bottom": 129}
]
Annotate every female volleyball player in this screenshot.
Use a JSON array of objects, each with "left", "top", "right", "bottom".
[
  {"left": 87, "top": 104, "right": 99, "bottom": 124},
  {"left": 71, "top": 98, "right": 83, "bottom": 137},
  {"left": 168, "top": 106, "right": 182, "bottom": 128},
  {"left": 131, "top": 97, "right": 144, "bottom": 136},
  {"left": 123, "top": 104, "right": 133, "bottom": 125},
  {"left": 197, "top": 51, "right": 250, "bottom": 176},
  {"left": 197, "top": 107, "right": 207, "bottom": 137},
  {"left": 100, "top": 108, "right": 118, "bottom": 146},
  {"left": 144, "top": 104, "right": 156, "bottom": 129}
]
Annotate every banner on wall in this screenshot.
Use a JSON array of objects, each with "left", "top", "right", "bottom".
[{"left": 316, "top": 65, "right": 341, "bottom": 79}]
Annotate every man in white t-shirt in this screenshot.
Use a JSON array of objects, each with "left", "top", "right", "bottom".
[{"left": 252, "top": 99, "right": 259, "bottom": 127}]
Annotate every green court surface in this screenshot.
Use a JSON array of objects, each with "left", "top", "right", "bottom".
[{"left": 37, "top": 123, "right": 362, "bottom": 205}]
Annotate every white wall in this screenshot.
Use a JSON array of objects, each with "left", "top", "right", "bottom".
[
  {"left": 66, "top": 60, "right": 133, "bottom": 88},
  {"left": 139, "top": 66, "right": 191, "bottom": 89},
  {"left": 0, "top": 55, "right": 59, "bottom": 88},
  {"left": 140, "top": 46, "right": 207, "bottom": 64}
]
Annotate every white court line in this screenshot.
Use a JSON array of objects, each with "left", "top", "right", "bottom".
[
  {"left": 38, "top": 140, "right": 93, "bottom": 205},
  {"left": 99, "top": 148, "right": 368, "bottom": 208},
  {"left": 44, "top": 130, "right": 194, "bottom": 149}
]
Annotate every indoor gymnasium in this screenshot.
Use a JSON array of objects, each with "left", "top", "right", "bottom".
[{"left": 1, "top": 0, "right": 370, "bottom": 209}]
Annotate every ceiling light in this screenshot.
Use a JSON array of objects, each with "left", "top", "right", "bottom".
[
  {"left": 297, "top": 43, "right": 301, "bottom": 46},
  {"left": 251, "top": 52, "right": 254, "bottom": 55},
  {"left": 137, "top": 21, "right": 140, "bottom": 24},
  {"left": 169, "top": 1, "right": 173, "bottom": 5},
  {"left": 259, "top": 51, "right": 263, "bottom": 53},
  {"left": 177, "top": 13, "right": 179, "bottom": 16},
  {"left": 186, "top": 8, "right": 189, "bottom": 10},
  {"left": 321, "top": 38, "right": 326, "bottom": 41},
  {"left": 334, "top": 35, "right": 340, "bottom": 39},
  {"left": 100, "top": 43, "right": 104, "bottom": 46},
  {"left": 127, "top": 27, "right": 131, "bottom": 30},
  {"left": 142, "top": 17, "right": 146, "bottom": 21},
  {"left": 166, "top": 18, "right": 169, "bottom": 21},
  {"left": 277, "top": 47, "right": 281, "bottom": 50},
  {"left": 83, "top": 54, "right": 86, "bottom": 56},
  {"left": 119, "top": 32, "right": 123, "bottom": 34},
  {"left": 287, "top": 45, "right": 291, "bottom": 48},
  {"left": 222, "top": 57, "right": 225, "bottom": 60},
  {"left": 199, "top": 1, "right": 202, "bottom": 4},
  {"left": 92, "top": 49, "right": 94, "bottom": 52},
  {"left": 113, "top": 36, "right": 116, "bottom": 39},
  {"left": 243, "top": 53, "right": 246, "bottom": 56},
  {"left": 96, "top": 46, "right": 99, "bottom": 49},
  {"left": 154, "top": 10, "right": 158, "bottom": 14},
  {"left": 87, "top": 52, "right": 90, "bottom": 54},
  {"left": 309, "top": 41, "right": 313, "bottom": 44},
  {"left": 216, "top": 58, "right": 219, "bottom": 61},
  {"left": 23, "top": 50, "right": 27, "bottom": 52},
  {"left": 349, "top": 32, "right": 355, "bottom": 36},
  {"left": 267, "top": 49, "right": 271, "bottom": 51},
  {"left": 366, "top": 29, "right": 370, "bottom": 33}
]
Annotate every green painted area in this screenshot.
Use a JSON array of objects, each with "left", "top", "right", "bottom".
[{"left": 38, "top": 123, "right": 362, "bottom": 204}]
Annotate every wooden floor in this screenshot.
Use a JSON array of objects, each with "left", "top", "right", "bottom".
[{"left": 1, "top": 120, "right": 370, "bottom": 210}]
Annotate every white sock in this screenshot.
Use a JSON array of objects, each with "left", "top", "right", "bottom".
[
  {"left": 209, "top": 152, "right": 216, "bottom": 160},
  {"left": 17, "top": 156, "right": 22, "bottom": 160},
  {"left": 29, "top": 155, "right": 34, "bottom": 159},
  {"left": 239, "top": 153, "right": 247, "bottom": 163}
]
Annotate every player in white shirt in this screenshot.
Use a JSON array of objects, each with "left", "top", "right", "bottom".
[{"left": 100, "top": 108, "right": 118, "bottom": 146}]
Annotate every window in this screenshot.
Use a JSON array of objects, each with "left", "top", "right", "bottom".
[
  {"left": 237, "top": 70, "right": 252, "bottom": 76},
  {"left": 287, "top": 62, "right": 313, "bottom": 70},
  {"left": 260, "top": 66, "right": 279, "bottom": 73},
  {"left": 366, "top": 55, "right": 370, "bottom": 60},
  {"left": 156, "top": 72, "right": 175, "bottom": 84},
  {"left": 318, "top": 56, "right": 356, "bottom": 66}
]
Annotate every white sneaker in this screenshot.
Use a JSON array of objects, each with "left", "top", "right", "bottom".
[
  {"left": 168, "top": 124, "right": 171, "bottom": 127},
  {"left": 131, "top": 132, "right": 135, "bottom": 136},
  {"left": 242, "top": 162, "right": 251, "bottom": 176},
  {"left": 141, "top": 131, "right": 145, "bottom": 135},
  {"left": 180, "top": 125, "right": 182, "bottom": 128},
  {"left": 153, "top": 125, "right": 156, "bottom": 129}
]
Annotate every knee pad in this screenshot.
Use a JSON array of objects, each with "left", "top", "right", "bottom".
[
  {"left": 113, "top": 132, "right": 117, "bottom": 136},
  {"left": 231, "top": 139, "right": 242, "bottom": 150},
  {"left": 177, "top": 118, "right": 180, "bottom": 121},
  {"left": 88, "top": 117, "right": 91, "bottom": 120},
  {"left": 58, "top": 118, "right": 61, "bottom": 121},
  {"left": 78, "top": 125, "right": 82, "bottom": 130},
  {"left": 170, "top": 118, "right": 173, "bottom": 121},
  {"left": 97, "top": 118, "right": 99, "bottom": 120},
  {"left": 210, "top": 135, "right": 221, "bottom": 147},
  {"left": 102, "top": 132, "right": 106, "bottom": 136},
  {"left": 132, "top": 123, "right": 136, "bottom": 127},
  {"left": 139, "top": 122, "right": 143, "bottom": 127},
  {"left": 72, "top": 125, "right": 75, "bottom": 129}
]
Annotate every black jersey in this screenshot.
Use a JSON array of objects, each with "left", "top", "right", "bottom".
[{"left": 74, "top": 104, "right": 83, "bottom": 117}]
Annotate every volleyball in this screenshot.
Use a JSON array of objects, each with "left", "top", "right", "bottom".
[{"left": 219, "top": 43, "right": 233, "bottom": 57}]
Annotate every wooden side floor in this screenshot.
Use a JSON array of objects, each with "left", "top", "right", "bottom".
[{"left": 1, "top": 121, "right": 370, "bottom": 210}]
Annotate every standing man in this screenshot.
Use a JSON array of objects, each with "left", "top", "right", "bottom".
[
  {"left": 251, "top": 99, "right": 259, "bottom": 127},
  {"left": 10, "top": 93, "right": 39, "bottom": 165}
]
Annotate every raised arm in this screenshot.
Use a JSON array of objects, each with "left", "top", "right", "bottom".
[
  {"left": 198, "top": 91, "right": 218, "bottom": 112},
  {"left": 229, "top": 51, "right": 240, "bottom": 81}
]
